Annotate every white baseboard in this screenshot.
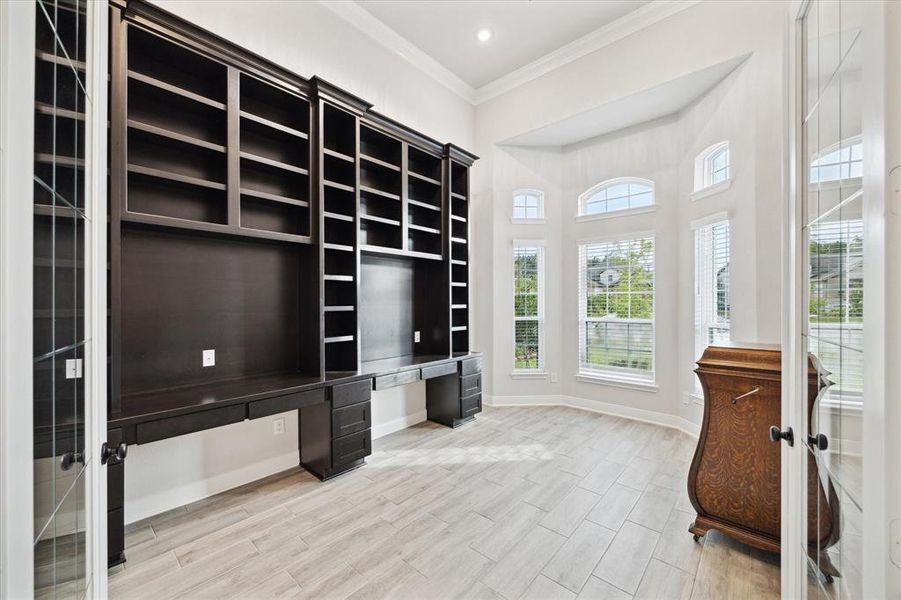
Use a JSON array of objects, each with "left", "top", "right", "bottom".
[
  {"left": 484, "top": 393, "right": 701, "bottom": 438},
  {"left": 125, "top": 450, "right": 299, "bottom": 525},
  {"left": 372, "top": 410, "right": 428, "bottom": 440}
]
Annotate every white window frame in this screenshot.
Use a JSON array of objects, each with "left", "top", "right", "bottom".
[
  {"left": 576, "top": 177, "right": 655, "bottom": 221},
  {"left": 692, "top": 141, "right": 732, "bottom": 199},
  {"left": 577, "top": 232, "right": 656, "bottom": 388},
  {"left": 512, "top": 188, "right": 545, "bottom": 223},
  {"left": 692, "top": 213, "right": 731, "bottom": 396},
  {"left": 809, "top": 134, "right": 862, "bottom": 186},
  {"left": 512, "top": 240, "right": 545, "bottom": 377}
]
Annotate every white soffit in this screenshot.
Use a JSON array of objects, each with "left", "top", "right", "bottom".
[
  {"left": 500, "top": 54, "right": 750, "bottom": 148},
  {"left": 318, "top": 0, "right": 700, "bottom": 105}
]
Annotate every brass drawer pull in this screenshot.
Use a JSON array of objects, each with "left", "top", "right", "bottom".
[{"left": 732, "top": 386, "right": 761, "bottom": 404}]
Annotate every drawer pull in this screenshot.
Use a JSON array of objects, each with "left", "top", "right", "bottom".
[{"left": 732, "top": 386, "right": 760, "bottom": 404}]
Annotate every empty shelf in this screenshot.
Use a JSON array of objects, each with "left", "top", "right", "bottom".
[
  {"left": 324, "top": 305, "right": 355, "bottom": 312},
  {"left": 129, "top": 119, "right": 227, "bottom": 153},
  {"left": 408, "top": 198, "right": 441, "bottom": 212},
  {"left": 360, "top": 153, "right": 400, "bottom": 172},
  {"left": 127, "top": 164, "right": 227, "bottom": 191},
  {"left": 324, "top": 242, "right": 354, "bottom": 252},
  {"left": 452, "top": 304, "right": 468, "bottom": 309},
  {"left": 360, "top": 214, "right": 401, "bottom": 227},
  {"left": 451, "top": 192, "right": 467, "bottom": 201},
  {"left": 451, "top": 259, "right": 467, "bottom": 266},
  {"left": 451, "top": 282, "right": 467, "bottom": 287},
  {"left": 240, "top": 188, "right": 309, "bottom": 207},
  {"left": 35, "top": 101, "right": 85, "bottom": 121},
  {"left": 408, "top": 171, "right": 441, "bottom": 186},
  {"left": 240, "top": 151, "right": 309, "bottom": 175},
  {"left": 408, "top": 223, "right": 440, "bottom": 235},
  {"left": 240, "top": 110, "right": 308, "bottom": 140},
  {"left": 451, "top": 214, "right": 467, "bottom": 223},
  {"left": 451, "top": 237, "right": 467, "bottom": 244},
  {"left": 324, "top": 180, "right": 355, "bottom": 193},
  {"left": 360, "top": 185, "right": 400, "bottom": 201},
  {"left": 324, "top": 211, "right": 354, "bottom": 222},
  {"left": 128, "top": 70, "right": 226, "bottom": 111},
  {"left": 324, "top": 148, "right": 355, "bottom": 163},
  {"left": 324, "top": 274, "right": 354, "bottom": 282},
  {"left": 451, "top": 326, "right": 468, "bottom": 332},
  {"left": 324, "top": 335, "right": 355, "bottom": 344}
]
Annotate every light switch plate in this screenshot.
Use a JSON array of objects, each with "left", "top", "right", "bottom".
[
  {"left": 273, "top": 417, "right": 285, "bottom": 436},
  {"left": 414, "top": 331, "right": 421, "bottom": 343},
  {"left": 202, "top": 349, "right": 215, "bottom": 367},
  {"left": 550, "top": 372, "right": 558, "bottom": 383},
  {"left": 65, "top": 358, "right": 83, "bottom": 380}
]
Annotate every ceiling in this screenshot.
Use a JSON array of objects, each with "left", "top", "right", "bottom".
[
  {"left": 355, "top": 1, "right": 652, "bottom": 89},
  {"left": 501, "top": 54, "right": 750, "bottom": 148}
]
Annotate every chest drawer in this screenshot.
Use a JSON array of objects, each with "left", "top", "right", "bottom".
[
  {"left": 460, "top": 356, "right": 482, "bottom": 376},
  {"left": 332, "top": 379, "right": 372, "bottom": 409},
  {"left": 374, "top": 369, "right": 420, "bottom": 390},
  {"left": 248, "top": 388, "right": 325, "bottom": 419},
  {"left": 461, "top": 372, "right": 481, "bottom": 397},
  {"left": 461, "top": 392, "right": 482, "bottom": 417},
  {"left": 332, "top": 401, "right": 371, "bottom": 438},
  {"left": 422, "top": 362, "right": 457, "bottom": 380},
  {"left": 332, "top": 429, "right": 371, "bottom": 467}
]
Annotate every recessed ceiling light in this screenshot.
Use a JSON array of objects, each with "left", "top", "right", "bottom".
[{"left": 476, "top": 28, "right": 493, "bottom": 43}]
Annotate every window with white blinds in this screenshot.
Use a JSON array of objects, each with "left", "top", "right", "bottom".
[
  {"left": 579, "top": 236, "right": 655, "bottom": 382},
  {"left": 694, "top": 219, "right": 731, "bottom": 390},
  {"left": 514, "top": 244, "right": 544, "bottom": 371}
]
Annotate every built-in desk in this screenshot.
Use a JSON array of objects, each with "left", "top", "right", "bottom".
[{"left": 106, "top": 352, "right": 482, "bottom": 567}]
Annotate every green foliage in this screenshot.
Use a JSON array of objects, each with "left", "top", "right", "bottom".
[{"left": 585, "top": 240, "right": 654, "bottom": 319}]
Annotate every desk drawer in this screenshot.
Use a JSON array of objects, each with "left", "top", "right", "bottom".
[
  {"left": 136, "top": 404, "right": 245, "bottom": 444},
  {"left": 332, "top": 379, "right": 372, "bottom": 409},
  {"left": 461, "top": 373, "right": 481, "bottom": 397},
  {"left": 422, "top": 362, "right": 457, "bottom": 380},
  {"left": 248, "top": 388, "right": 325, "bottom": 419},
  {"left": 332, "top": 429, "right": 371, "bottom": 467},
  {"left": 462, "top": 393, "right": 482, "bottom": 418},
  {"left": 374, "top": 369, "right": 420, "bottom": 390},
  {"left": 460, "top": 356, "right": 482, "bottom": 376},
  {"left": 332, "top": 401, "right": 371, "bottom": 437}
]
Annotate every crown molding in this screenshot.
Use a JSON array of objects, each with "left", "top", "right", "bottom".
[
  {"left": 320, "top": 0, "right": 700, "bottom": 107},
  {"left": 318, "top": 0, "right": 476, "bottom": 103},
  {"left": 473, "top": 0, "right": 702, "bottom": 104}
]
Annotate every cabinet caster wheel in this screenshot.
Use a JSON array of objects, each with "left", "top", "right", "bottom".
[{"left": 693, "top": 534, "right": 701, "bottom": 542}]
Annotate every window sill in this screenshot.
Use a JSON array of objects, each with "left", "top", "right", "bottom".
[
  {"left": 575, "top": 205, "right": 657, "bottom": 223},
  {"left": 575, "top": 373, "right": 658, "bottom": 392},
  {"left": 510, "top": 371, "right": 548, "bottom": 380},
  {"left": 691, "top": 178, "right": 732, "bottom": 201},
  {"left": 511, "top": 217, "right": 546, "bottom": 225}
]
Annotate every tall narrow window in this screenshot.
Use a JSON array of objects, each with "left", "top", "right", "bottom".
[
  {"left": 513, "top": 244, "right": 544, "bottom": 371},
  {"left": 513, "top": 189, "right": 544, "bottom": 220},
  {"left": 694, "top": 219, "right": 731, "bottom": 390},
  {"left": 579, "top": 236, "right": 655, "bottom": 382},
  {"left": 694, "top": 141, "right": 731, "bottom": 192}
]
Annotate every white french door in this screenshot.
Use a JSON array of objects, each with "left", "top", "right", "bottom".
[
  {"left": 784, "top": 1, "right": 897, "bottom": 598},
  {"left": 1, "top": 0, "right": 108, "bottom": 597}
]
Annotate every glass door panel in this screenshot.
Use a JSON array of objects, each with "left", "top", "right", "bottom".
[
  {"left": 32, "top": 0, "right": 93, "bottom": 597},
  {"left": 801, "top": 1, "right": 864, "bottom": 597}
]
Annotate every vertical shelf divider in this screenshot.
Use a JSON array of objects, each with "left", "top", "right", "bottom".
[
  {"left": 226, "top": 67, "right": 241, "bottom": 229},
  {"left": 401, "top": 141, "right": 409, "bottom": 253}
]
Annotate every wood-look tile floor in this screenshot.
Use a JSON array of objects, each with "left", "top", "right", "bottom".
[{"left": 109, "top": 406, "right": 780, "bottom": 600}]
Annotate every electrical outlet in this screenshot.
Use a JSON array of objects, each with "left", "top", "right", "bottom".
[
  {"left": 202, "top": 349, "right": 215, "bottom": 367},
  {"left": 65, "top": 358, "right": 83, "bottom": 380},
  {"left": 273, "top": 417, "right": 285, "bottom": 436},
  {"left": 414, "top": 331, "right": 421, "bottom": 343},
  {"left": 550, "top": 372, "right": 558, "bottom": 383}
]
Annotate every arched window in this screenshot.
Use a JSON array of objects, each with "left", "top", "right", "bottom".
[
  {"left": 513, "top": 189, "right": 545, "bottom": 220},
  {"left": 694, "top": 141, "right": 731, "bottom": 192},
  {"left": 578, "top": 178, "right": 654, "bottom": 217},
  {"left": 810, "top": 136, "right": 862, "bottom": 183}
]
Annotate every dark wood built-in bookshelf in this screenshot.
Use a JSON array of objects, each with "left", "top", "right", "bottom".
[{"left": 101, "top": 0, "right": 479, "bottom": 570}]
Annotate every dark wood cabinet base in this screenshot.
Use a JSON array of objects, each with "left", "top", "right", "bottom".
[{"left": 304, "top": 457, "right": 366, "bottom": 482}]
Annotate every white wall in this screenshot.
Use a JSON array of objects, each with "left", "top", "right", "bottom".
[
  {"left": 475, "top": 0, "right": 787, "bottom": 433},
  {"left": 126, "top": 0, "right": 475, "bottom": 524}
]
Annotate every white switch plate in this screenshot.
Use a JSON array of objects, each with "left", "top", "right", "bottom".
[
  {"left": 202, "top": 349, "right": 215, "bottom": 367},
  {"left": 414, "top": 331, "right": 421, "bottom": 343},
  {"left": 550, "top": 372, "right": 558, "bottom": 383},
  {"left": 65, "top": 358, "right": 83, "bottom": 380},
  {"left": 273, "top": 417, "right": 285, "bottom": 436}
]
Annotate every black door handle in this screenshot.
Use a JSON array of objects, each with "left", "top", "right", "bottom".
[
  {"left": 101, "top": 441, "right": 128, "bottom": 465},
  {"left": 769, "top": 425, "right": 794, "bottom": 446},
  {"left": 807, "top": 433, "right": 829, "bottom": 451}
]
